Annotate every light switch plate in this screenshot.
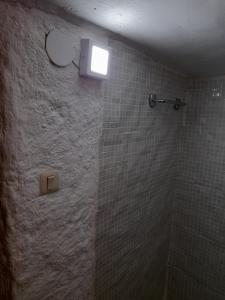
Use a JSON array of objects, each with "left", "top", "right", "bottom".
[{"left": 40, "top": 169, "right": 59, "bottom": 195}]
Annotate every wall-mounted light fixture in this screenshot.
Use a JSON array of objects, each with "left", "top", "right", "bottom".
[{"left": 80, "top": 39, "right": 110, "bottom": 80}]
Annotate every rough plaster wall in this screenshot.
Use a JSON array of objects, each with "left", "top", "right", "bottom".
[
  {"left": 168, "top": 76, "right": 225, "bottom": 300},
  {"left": 0, "top": 26, "right": 15, "bottom": 300},
  {"left": 4, "top": 4, "right": 225, "bottom": 300},
  {"left": 0, "top": 2, "right": 193, "bottom": 300},
  {"left": 0, "top": 2, "right": 105, "bottom": 299},
  {"left": 96, "top": 40, "right": 187, "bottom": 300}
]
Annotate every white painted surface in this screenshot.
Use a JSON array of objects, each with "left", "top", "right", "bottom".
[
  {"left": 0, "top": 2, "right": 184, "bottom": 298},
  {"left": 0, "top": 2, "right": 105, "bottom": 299}
]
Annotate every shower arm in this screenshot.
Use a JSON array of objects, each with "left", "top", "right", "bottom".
[{"left": 149, "top": 93, "right": 186, "bottom": 110}]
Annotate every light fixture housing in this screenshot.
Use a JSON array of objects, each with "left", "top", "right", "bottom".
[{"left": 80, "top": 39, "right": 110, "bottom": 80}]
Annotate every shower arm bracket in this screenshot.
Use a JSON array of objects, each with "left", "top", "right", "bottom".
[{"left": 149, "top": 93, "right": 186, "bottom": 110}]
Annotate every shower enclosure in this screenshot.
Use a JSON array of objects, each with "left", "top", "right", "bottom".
[
  {"left": 0, "top": 2, "right": 225, "bottom": 300},
  {"left": 95, "top": 41, "right": 225, "bottom": 300}
]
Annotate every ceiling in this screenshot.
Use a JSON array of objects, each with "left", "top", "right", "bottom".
[{"left": 34, "top": 0, "right": 225, "bottom": 76}]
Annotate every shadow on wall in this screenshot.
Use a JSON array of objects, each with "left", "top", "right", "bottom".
[{"left": 0, "top": 35, "right": 14, "bottom": 299}]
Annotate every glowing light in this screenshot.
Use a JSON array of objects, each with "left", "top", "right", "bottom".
[
  {"left": 91, "top": 46, "right": 109, "bottom": 76},
  {"left": 80, "top": 39, "right": 110, "bottom": 79}
]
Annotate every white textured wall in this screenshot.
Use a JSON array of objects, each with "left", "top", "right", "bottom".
[
  {"left": 0, "top": 2, "right": 188, "bottom": 300},
  {"left": 0, "top": 2, "right": 105, "bottom": 299}
]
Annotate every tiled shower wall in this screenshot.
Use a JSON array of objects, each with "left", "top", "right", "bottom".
[
  {"left": 168, "top": 76, "right": 225, "bottom": 300},
  {"left": 96, "top": 40, "right": 187, "bottom": 300}
]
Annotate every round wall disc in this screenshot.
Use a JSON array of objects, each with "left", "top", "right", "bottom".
[{"left": 46, "top": 30, "right": 75, "bottom": 67}]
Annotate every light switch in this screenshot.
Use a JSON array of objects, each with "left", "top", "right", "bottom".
[
  {"left": 40, "top": 170, "right": 59, "bottom": 195},
  {"left": 47, "top": 175, "right": 58, "bottom": 192}
]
